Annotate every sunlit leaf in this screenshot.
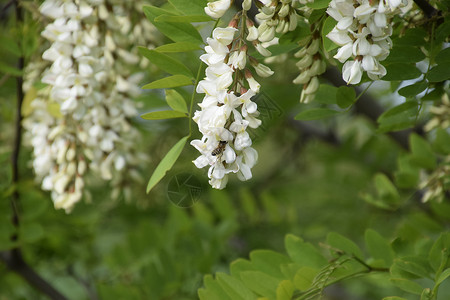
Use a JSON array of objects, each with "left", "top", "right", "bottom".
[
  {"left": 327, "top": 232, "right": 364, "bottom": 259},
  {"left": 155, "top": 14, "right": 212, "bottom": 23},
  {"left": 141, "top": 110, "right": 188, "bottom": 120},
  {"left": 165, "top": 89, "right": 188, "bottom": 113},
  {"left": 142, "top": 75, "right": 193, "bottom": 89},
  {"left": 138, "top": 47, "right": 193, "bottom": 78},
  {"left": 146, "top": 136, "right": 189, "bottom": 193},
  {"left": 143, "top": 5, "right": 203, "bottom": 44},
  {"left": 154, "top": 42, "right": 202, "bottom": 53}
]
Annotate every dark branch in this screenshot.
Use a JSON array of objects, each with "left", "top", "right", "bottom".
[
  {"left": 0, "top": 251, "right": 69, "bottom": 300},
  {"left": 0, "top": 2, "right": 68, "bottom": 300},
  {"left": 413, "top": 0, "right": 440, "bottom": 19},
  {"left": 322, "top": 68, "right": 424, "bottom": 150}
]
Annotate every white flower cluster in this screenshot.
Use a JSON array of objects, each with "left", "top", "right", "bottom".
[
  {"left": 191, "top": 23, "right": 274, "bottom": 189},
  {"left": 293, "top": 29, "right": 327, "bottom": 103},
  {"left": 253, "top": 0, "right": 299, "bottom": 56},
  {"left": 23, "top": 0, "right": 155, "bottom": 212},
  {"left": 327, "top": 0, "right": 406, "bottom": 84},
  {"left": 424, "top": 93, "right": 450, "bottom": 132}
]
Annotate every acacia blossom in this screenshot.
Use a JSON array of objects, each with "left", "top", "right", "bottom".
[
  {"left": 327, "top": 0, "right": 407, "bottom": 84},
  {"left": 192, "top": 16, "right": 273, "bottom": 188},
  {"left": 23, "top": 0, "right": 155, "bottom": 212}
]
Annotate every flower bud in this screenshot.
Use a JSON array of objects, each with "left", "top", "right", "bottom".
[
  {"left": 253, "top": 62, "right": 274, "bottom": 77},
  {"left": 293, "top": 70, "right": 311, "bottom": 85},
  {"left": 304, "top": 77, "right": 319, "bottom": 94},
  {"left": 278, "top": 3, "right": 290, "bottom": 18},
  {"left": 242, "top": 0, "right": 252, "bottom": 10},
  {"left": 246, "top": 24, "right": 259, "bottom": 41},
  {"left": 296, "top": 54, "right": 313, "bottom": 69},
  {"left": 254, "top": 42, "right": 272, "bottom": 57},
  {"left": 306, "top": 38, "right": 320, "bottom": 55}
]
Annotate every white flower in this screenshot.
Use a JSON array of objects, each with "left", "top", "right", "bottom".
[
  {"left": 205, "top": 0, "right": 231, "bottom": 19},
  {"left": 342, "top": 60, "right": 363, "bottom": 84}
]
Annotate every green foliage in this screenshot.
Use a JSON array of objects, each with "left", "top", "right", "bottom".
[
  {"left": 146, "top": 136, "right": 189, "bottom": 193},
  {"left": 294, "top": 108, "right": 341, "bottom": 120},
  {"left": 199, "top": 230, "right": 450, "bottom": 300}
]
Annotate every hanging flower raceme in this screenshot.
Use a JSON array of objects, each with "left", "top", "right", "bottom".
[
  {"left": 192, "top": 7, "right": 274, "bottom": 189},
  {"left": 293, "top": 27, "right": 327, "bottom": 103},
  {"left": 23, "top": 0, "right": 155, "bottom": 212},
  {"left": 326, "top": 0, "right": 407, "bottom": 84}
]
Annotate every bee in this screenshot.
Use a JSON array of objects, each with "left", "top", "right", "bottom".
[{"left": 211, "top": 140, "right": 227, "bottom": 157}]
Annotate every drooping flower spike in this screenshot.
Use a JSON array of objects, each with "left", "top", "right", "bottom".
[{"left": 193, "top": 3, "right": 276, "bottom": 189}]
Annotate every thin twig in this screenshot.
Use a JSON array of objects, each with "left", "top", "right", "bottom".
[{"left": 1, "top": 2, "right": 68, "bottom": 300}]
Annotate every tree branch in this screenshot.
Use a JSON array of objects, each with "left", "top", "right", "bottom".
[
  {"left": 322, "top": 67, "right": 424, "bottom": 150},
  {"left": 413, "top": 0, "right": 439, "bottom": 19},
  {"left": 0, "top": 2, "right": 68, "bottom": 300},
  {"left": 0, "top": 251, "right": 68, "bottom": 300}
]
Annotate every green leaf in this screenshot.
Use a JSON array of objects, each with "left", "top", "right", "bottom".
[
  {"left": 276, "top": 280, "right": 294, "bottom": 300},
  {"left": 390, "top": 278, "right": 423, "bottom": 295},
  {"left": 384, "top": 46, "right": 425, "bottom": 63},
  {"left": 429, "top": 232, "right": 450, "bottom": 272},
  {"left": 327, "top": 232, "right": 364, "bottom": 259},
  {"left": 435, "top": 20, "right": 450, "bottom": 43},
  {"left": 0, "top": 61, "right": 23, "bottom": 76},
  {"left": 365, "top": 229, "right": 395, "bottom": 266},
  {"left": 165, "top": 89, "right": 188, "bottom": 113},
  {"left": 433, "top": 128, "right": 450, "bottom": 155},
  {"left": 250, "top": 250, "right": 291, "bottom": 279},
  {"left": 308, "top": 8, "right": 327, "bottom": 24},
  {"left": 293, "top": 267, "right": 319, "bottom": 291},
  {"left": 422, "top": 88, "right": 443, "bottom": 101},
  {"left": 19, "top": 222, "right": 44, "bottom": 243},
  {"left": 285, "top": 234, "right": 327, "bottom": 268},
  {"left": 427, "top": 63, "right": 450, "bottom": 82},
  {"left": 377, "top": 101, "right": 419, "bottom": 133},
  {"left": 143, "top": 5, "right": 203, "bottom": 44},
  {"left": 146, "top": 136, "right": 188, "bottom": 193},
  {"left": 398, "top": 82, "right": 428, "bottom": 98},
  {"left": 314, "top": 84, "right": 338, "bottom": 104},
  {"left": 435, "top": 47, "right": 450, "bottom": 64},
  {"left": 382, "top": 297, "right": 408, "bottom": 300},
  {"left": 322, "top": 17, "right": 339, "bottom": 52},
  {"left": 142, "top": 75, "right": 193, "bottom": 89},
  {"left": 379, "top": 101, "right": 418, "bottom": 121},
  {"left": 383, "top": 64, "right": 422, "bottom": 81},
  {"left": 436, "top": 268, "right": 450, "bottom": 286},
  {"left": 230, "top": 259, "right": 255, "bottom": 278},
  {"left": 200, "top": 274, "right": 231, "bottom": 300},
  {"left": 336, "top": 86, "right": 356, "bottom": 108},
  {"left": 154, "top": 42, "right": 202, "bottom": 53},
  {"left": 216, "top": 272, "right": 257, "bottom": 300},
  {"left": 141, "top": 110, "right": 188, "bottom": 120},
  {"left": 138, "top": 47, "right": 193, "bottom": 78},
  {"left": 393, "top": 28, "right": 427, "bottom": 47},
  {"left": 409, "top": 133, "right": 436, "bottom": 170},
  {"left": 279, "top": 22, "right": 311, "bottom": 45},
  {"left": 307, "top": 0, "right": 331, "bottom": 9},
  {"left": 393, "top": 257, "right": 432, "bottom": 279},
  {"left": 169, "top": 0, "right": 207, "bottom": 15},
  {"left": 240, "top": 271, "right": 280, "bottom": 298},
  {"left": 294, "top": 108, "right": 340, "bottom": 121},
  {"left": 0, "top": 35, "right": 21, "bottom": 56},
  {"left": 155, "top": 14, "right": 212, "bottom": 23}
]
